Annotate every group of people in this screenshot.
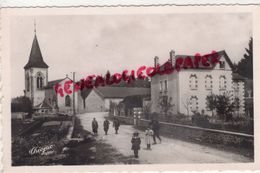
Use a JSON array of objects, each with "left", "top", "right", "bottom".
[
  {"left": 131, "top": 119, "right": 161, "bottom": 158},
  {"left": 92, "top": 117, "right": 161, "bottom": 159},
  {"left": 91, "top": 118, "right": 120, "bottom": 135}
]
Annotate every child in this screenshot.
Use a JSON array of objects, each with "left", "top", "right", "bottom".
[
  {"left": 131, "top": 131, "right": 141, "bottom": 158},
  {"left": 145, "top": 127, "right": 154, "bottom": 150}
]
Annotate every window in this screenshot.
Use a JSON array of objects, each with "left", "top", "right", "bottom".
[
  {"left": 36, "top": 72, "right": 44, "bottom": 89},
  {"left": 65, "top": 95, "right": 71, "bottom": 107},
  {"left": 160, "top": 81, "right": 163, "bottom": 92},
  {"left": 26, "top": 75, "right": 30, "bottom": 91},
  {"left": 219, "top": 75, "right": 227, "bottom": 91},
  {"left": 164, "top": 80, "right": 168, "bottom": 92},
  {"left": 189, "top": 74, "right": 198, "bottom": 90},
  {"left": 219, "top": 61, "right": 225, "bottom": 69},
  {"left": 205, "top": 75, "right": 213, "bottom": 90},
  {"left": 190, "top": 96, "right": 198, "bottom": 112}
]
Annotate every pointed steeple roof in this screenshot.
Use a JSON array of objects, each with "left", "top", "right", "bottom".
[{"left": 24, "top": 34, "right": 49, "bottom": 69}]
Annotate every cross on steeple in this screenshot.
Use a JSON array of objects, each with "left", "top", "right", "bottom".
[{"left": 34, "top": 19, "right": 36, "bottom": 34}]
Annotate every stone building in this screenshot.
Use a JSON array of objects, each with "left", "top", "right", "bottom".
[
  {"left": 80, "top": 86, "right": 150, "bottom": 112},
  {"left": 24, "top": 32, "right": 81, "bottom": 114},
  {"left": 151, "top": 50, "right": 245, "bottom": 116}
]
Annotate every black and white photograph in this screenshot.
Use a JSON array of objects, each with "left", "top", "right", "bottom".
[{"left": 1, "top": 6, "right": 258, "bottom": 170}]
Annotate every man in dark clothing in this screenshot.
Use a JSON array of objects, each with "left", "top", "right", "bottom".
[
  {"left": 92, "top": 118, "right": 98, "bottom": 135},
  {"left": 113, "top": 119, "right": 120, "bottom": 134},
  {"left": 151, "top": 119, "right": 161, "bottom": 144},
  {"left": 103, "top": 119, "right": 110, "bottom": 135}
]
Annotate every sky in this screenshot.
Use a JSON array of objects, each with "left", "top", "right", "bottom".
[{"left": 10, "top": 13, "right": 252, "bottom": 97}]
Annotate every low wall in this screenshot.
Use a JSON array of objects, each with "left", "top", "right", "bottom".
[{"left": 115, "top": 116, "right": 254, "bottom": 149}]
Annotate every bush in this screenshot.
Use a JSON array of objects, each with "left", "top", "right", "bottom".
[
  {"left": 11, "top": 96, "right": 32, "bottom": 114},
  {"left": 192, "top": 112, "right": 210, "bottom": 128}
]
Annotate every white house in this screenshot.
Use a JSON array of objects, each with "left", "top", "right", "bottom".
[{"left": 151, "top": 50, "right": 245, "bottom": 116}]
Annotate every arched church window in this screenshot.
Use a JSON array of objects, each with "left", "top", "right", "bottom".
[
  {"left": 65, "top": 95, "right": 71, "bottom": 107},
  {"left": 36, "top": 72, "right": 44, "bottom": 89}
]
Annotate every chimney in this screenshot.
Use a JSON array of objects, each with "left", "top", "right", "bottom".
[
  {"left": 170, "top": 50, "right": 176, "bottom": 66},
  {"left": 154, "top": 56, "right": 159, "bottom": 67}
]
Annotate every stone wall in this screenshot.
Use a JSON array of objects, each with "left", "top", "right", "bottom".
[{"left": 115, "top": 116, "right": 254, "bottom": 149}]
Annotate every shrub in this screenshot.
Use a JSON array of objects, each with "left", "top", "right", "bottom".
[
  {"left": 11, "top": 96, "right": 32, "bottom": 114},
  {"left": 191, "top": 112, "right": 210, "bottom": 128}
]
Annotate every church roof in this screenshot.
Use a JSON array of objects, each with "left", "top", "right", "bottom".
[
  {"left": 45, "top": 79, "right": 65, "bottom": 89},
  {"left": 24, "top": 34, "right": 49, "bottom": 69}
]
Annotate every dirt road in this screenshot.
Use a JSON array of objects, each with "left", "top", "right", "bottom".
[{"left": 78, "top": 112, "right": 253, "bottom": 164}]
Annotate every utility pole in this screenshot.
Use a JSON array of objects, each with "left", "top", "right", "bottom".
[{"left": 72, "top": 72, "right": 76, "bottom": 116}]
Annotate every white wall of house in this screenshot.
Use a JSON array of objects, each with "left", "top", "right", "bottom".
[
  {"left": 84, "top": 90, "right": 105, "bottom": 112},
  {"left": 150, "top": 53, "right": 245, "bottom": 117},
  {"left": 178, "top": 69, "right": 233, "bottom": 116},
  {"left": 56, "top": 79, "right": 78, "bottom": 114},
  {"left": 151, "top": 72, "right": 179, "bottom": 114}
]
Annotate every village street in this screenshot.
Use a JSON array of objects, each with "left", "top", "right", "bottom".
[{"left": 77, "top": 112, "right": 252, "bottom": 164}]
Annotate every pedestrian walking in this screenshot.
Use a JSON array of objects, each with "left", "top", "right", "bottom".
[
  {"left": 103, "top": 119, "right": 110, "bottom": 135},
  {"left": 92, "top": 118, "right": 98, "bottom": 135},
  {"left": 151, "top": 119, "right": 161, "bottom": 144},
  {"left": 131, "top": 131, "right": 141, "bottom": 158},
  {"left": 145, "top": 127, "right": 154, "bottom": 150},
  {"left": 113, "top": 118, "right": 120, "bottom": 134}
]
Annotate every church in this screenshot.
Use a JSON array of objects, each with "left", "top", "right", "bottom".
[{"left": 24, "top": 31, "right": 82, "bottom": 114}]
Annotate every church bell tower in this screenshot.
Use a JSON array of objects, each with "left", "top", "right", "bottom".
[{"left": 24, "top": 23, "right": 49, "bottom": 107}]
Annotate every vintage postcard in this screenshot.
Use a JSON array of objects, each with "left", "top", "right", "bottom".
[{"left": 1, "top": 5, "right": 260, "bottom": 173}]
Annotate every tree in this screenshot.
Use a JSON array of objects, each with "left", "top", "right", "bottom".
[
  {"left": 215, "top": 94, "right": 235, "bottom": 121},
  {"left": 237, "top": 38, "right": 253, "bottom": 79},
  {"left": 158, "top": 96, "right": 174, "bottom": 116},
  {"left": 206, "top": 94, "right": 217, "bottom": 116},
  {"left": 11, "top": 96, "right": 32, "bottom": 114}
]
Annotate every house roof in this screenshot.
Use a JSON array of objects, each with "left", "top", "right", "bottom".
[
  {"left": 24, "top": 34, "right": 49, "bottom": 69},
  {"left": 93, "top": 86, "right": 150, "bottom": 99},
  {"left": 80, "top": 88, "right": 92, "bottom": 99},
  {"left": 158, "top": 50, "right": 234, "bottom": 73}
]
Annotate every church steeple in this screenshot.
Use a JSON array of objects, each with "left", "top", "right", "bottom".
[{"left": 24, "top": 29, "right": 49, "bottom": 69}]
